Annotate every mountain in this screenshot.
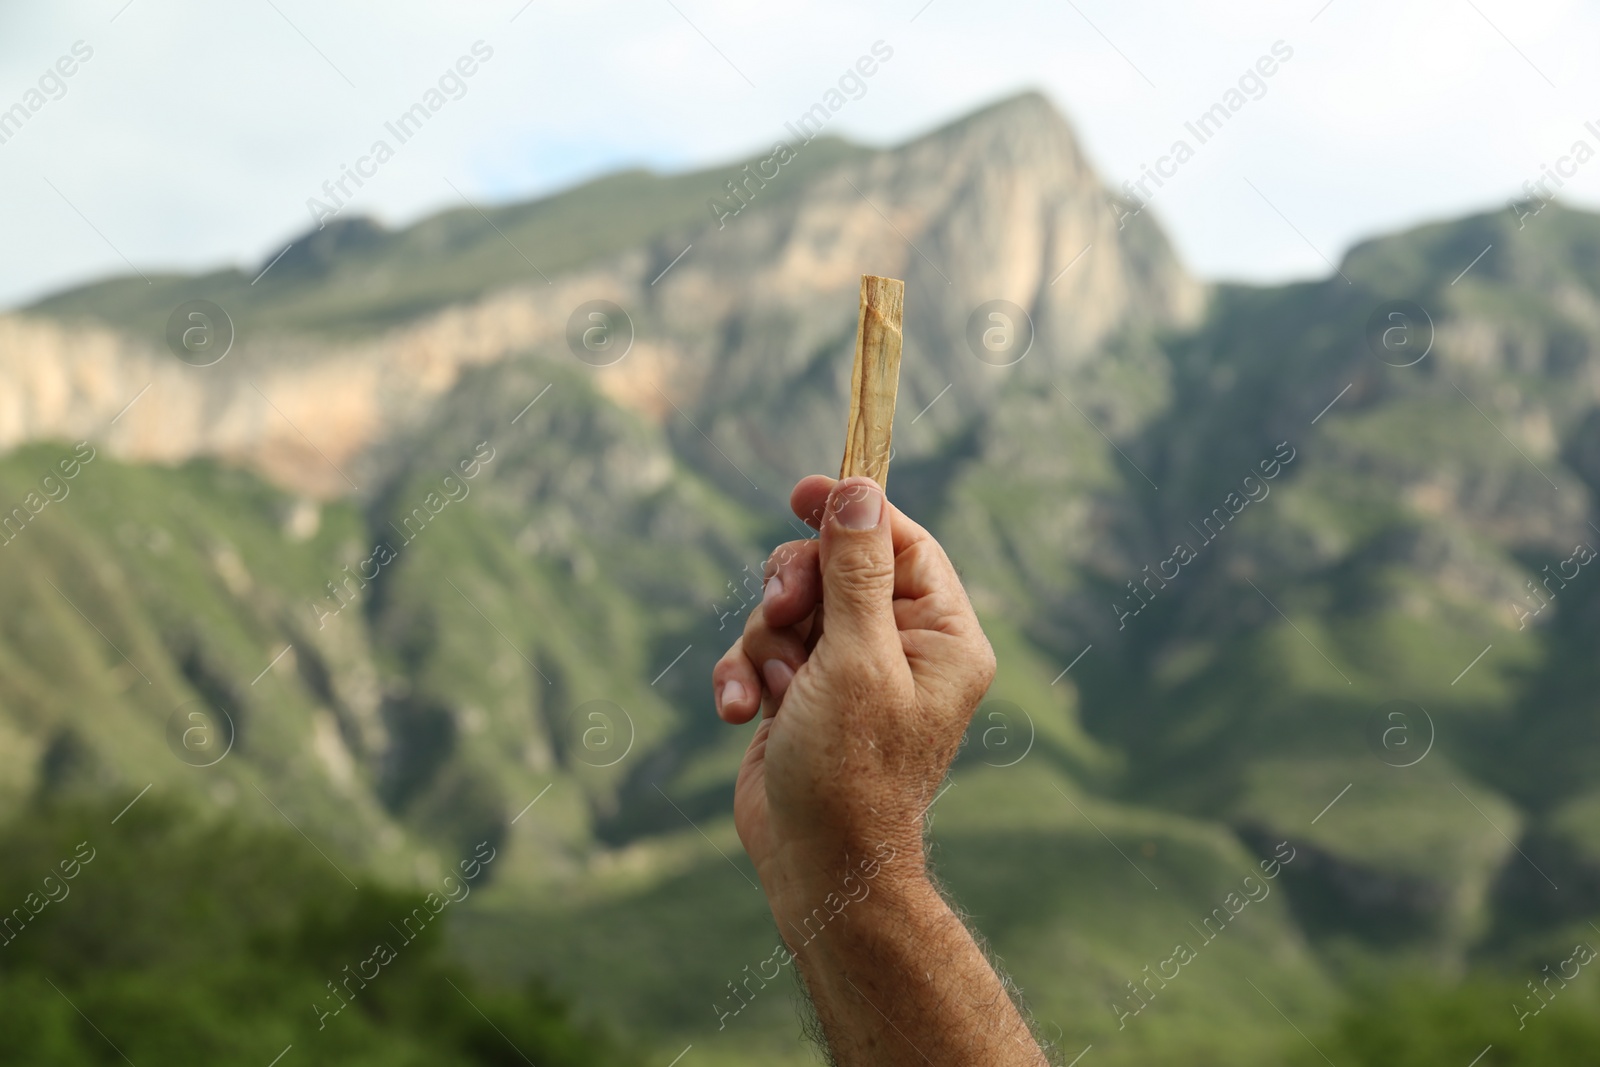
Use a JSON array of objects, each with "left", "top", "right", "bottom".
[
  {"left": 7, "top": 92, "right": 1197, "bottom": 501},
  {"left": 2, "top": 90, "right": 1598, "bottom": 1065}
]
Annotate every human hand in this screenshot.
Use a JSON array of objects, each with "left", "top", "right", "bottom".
[{"left": 711, "top": 475, "right": 997, "bottom": 921}]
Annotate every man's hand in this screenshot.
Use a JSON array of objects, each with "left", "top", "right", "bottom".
[
  {"left": 712, "top": 474, "right": 993, "bottom": 909},
  {"left": 712, "top": 475, "right": 1050, "bottom": 1066}
]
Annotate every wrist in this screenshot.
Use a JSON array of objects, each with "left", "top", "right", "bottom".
[{"left": 760, "top": 835, "right": 928, "bottom": 938}]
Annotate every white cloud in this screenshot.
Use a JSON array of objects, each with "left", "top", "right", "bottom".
[{"left": 1, "top": 0, "right": 1596, "bottom": 306}]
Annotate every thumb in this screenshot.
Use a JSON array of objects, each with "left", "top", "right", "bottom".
[{"left": 818, "top": 478, "right": 898, "bottom": 658}]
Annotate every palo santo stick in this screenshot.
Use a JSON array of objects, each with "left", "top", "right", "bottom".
[{"left": 839, "top": 274, "right": 905, "bottom": 488}]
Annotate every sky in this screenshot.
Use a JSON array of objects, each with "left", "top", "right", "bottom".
[{"left": 1, "top": 0, "right": 1597, "bottom": 308}]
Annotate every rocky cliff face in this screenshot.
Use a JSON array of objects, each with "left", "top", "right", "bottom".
[
  {"left": 1, "top": 92, "right": 1200, "bottom": 503},
  {"left": 645, "top": 91, "right": 1203, "bottom": 493}
]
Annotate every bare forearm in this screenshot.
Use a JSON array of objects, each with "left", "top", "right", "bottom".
[
  {"left": 775, "top": 869, "right": 1049, "bottom": 1066},
  {"left": 720, "top": 474, "right": 1041, "bottom": 1062}
]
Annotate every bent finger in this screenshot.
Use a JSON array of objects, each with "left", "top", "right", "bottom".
[
  {"left": 712, "top": 637, "right": 763, "bottom": 725},
  {"left": 761, "top": 538, "right": 821, "bottom": 630},
  {"left": 741, "top": 603, "right": 810, "bottom": 707}
]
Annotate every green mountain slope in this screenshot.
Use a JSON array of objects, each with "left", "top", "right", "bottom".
[
  {"left": 3, "top": 94, "right": 1599, "bottom": 1065},
  {"left": 0, "top": 798, "right": 640, "bottom": 1066},
  {"left": 26, "top": 139, "right": 869, "bottom": 340}
]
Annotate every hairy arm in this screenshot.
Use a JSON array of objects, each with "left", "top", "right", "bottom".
[
  {"left": 714, "top": 475, "right": 1052, "bottom": 1066},
  {"left": 781, "top": 867, "right": 1050, "bottom": 1065}
]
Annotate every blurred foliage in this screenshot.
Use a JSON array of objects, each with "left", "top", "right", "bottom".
[
  {"left": 0, "top": 798, "right": 641, "bottom": 1066},
  {"left": 1303, "top": 971, "right": 1600, "bottom": 1067}
]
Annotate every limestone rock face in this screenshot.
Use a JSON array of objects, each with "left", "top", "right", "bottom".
[{"left": 1, "top": 92, "right": 1200, "bottom": 500}]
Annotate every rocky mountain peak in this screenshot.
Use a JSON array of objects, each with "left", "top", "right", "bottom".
[
  {"left": 910, "top": 89, "right": 1092, "bottom": 172},
  {"left": 0, "top": 91, "right": 1202, "bottom": 499}
]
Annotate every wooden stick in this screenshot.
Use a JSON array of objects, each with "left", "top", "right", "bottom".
[{"left": 839, "top": 275, "right": 905, "bottom": 488}]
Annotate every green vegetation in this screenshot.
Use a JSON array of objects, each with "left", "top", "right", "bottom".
[
  {"left": 1303, "top": 972, "right": 1600, "bottom": 1066},
  {"left": 4, "top": 105, "right": 1600, "bottom": 1063},
  {"left": 0, "top": 799, "right": 640, "bottom": 1066}
]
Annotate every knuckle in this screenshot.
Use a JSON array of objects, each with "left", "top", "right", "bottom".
[
  {"left": 742, "top": 617, "right": 804, "bottom": 668},
  {"left": 966, "top": 633, "right": 992, "bottom": 684},
  {"left": 741, "top": 604, "right": 768, "bottom": 641},
  {"left": 713, "top": 641, "right": 747, "bottom": 683},
  {"left": 765, "top": 539, "right": 803, "bottom": 578},
  {"left": 974, "top": 639, "right": 998, "bottom": 690},
  {"left": 827, "top": 549, "right": 894, "bottom": 596},
  {"left": 742, "top": 628, "right": 783, "bottom": 665}
]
